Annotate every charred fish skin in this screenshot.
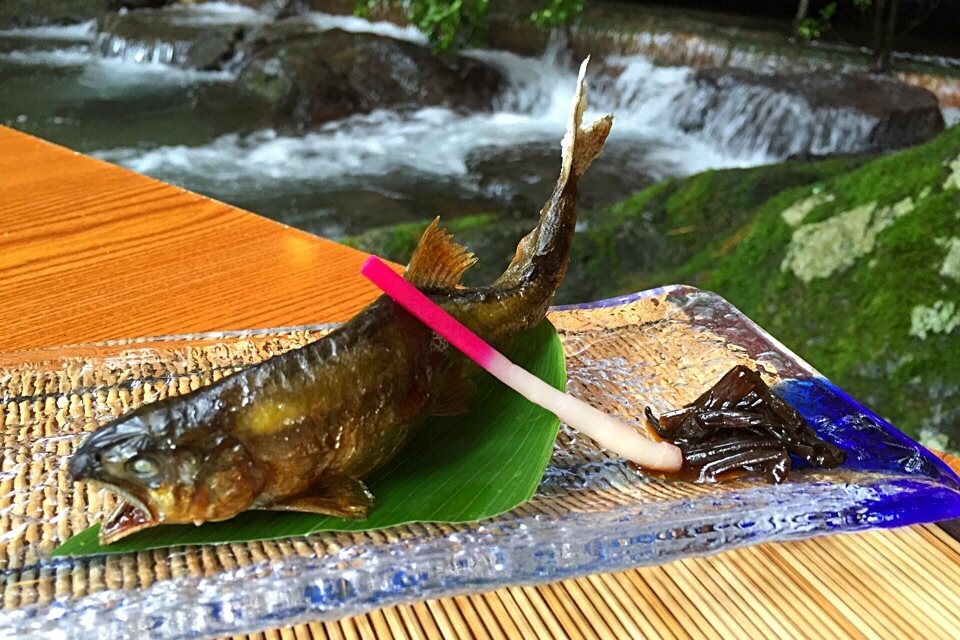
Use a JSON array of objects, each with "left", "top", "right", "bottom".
[
  {"left": 223, "top": 298, "right": 451, "bottom": 503},
  {"left": 70, "top": 297, "right": 447, "bottom": 534},
  {"left": 69, "top": 59, "right": 613, "bottom": 544}
]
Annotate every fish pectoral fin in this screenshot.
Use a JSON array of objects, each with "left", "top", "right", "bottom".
[
  {"left": 431, "top": 373, "right": 477, "bottom": 417},
  {"left": 269, "top": 477, "right": 374, "bottom": 519},
  {"left": 404, "top": 218, "right": 477, "bottom": 289}
]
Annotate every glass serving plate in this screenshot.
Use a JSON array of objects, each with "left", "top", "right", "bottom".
[{"left": 1, "top": 286, "right": 958, "bottom": 639}]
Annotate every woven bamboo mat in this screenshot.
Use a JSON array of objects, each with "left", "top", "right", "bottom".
[
  {"left": 228, "top": 522, "right": 960, "bottom": 640},
  {"left": 3, "top": 289, "right": 959, "bottom": 637}
]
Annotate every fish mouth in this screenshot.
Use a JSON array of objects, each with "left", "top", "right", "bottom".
[{"left": 95, "top": 483, "right": 159, "bottom": 545}]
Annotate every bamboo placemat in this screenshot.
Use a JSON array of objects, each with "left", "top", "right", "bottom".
[
  {"left": 228, "top": 521, "right": 960, "bottom": 640},
  {"left": 2, "top": 290, "right": 958, "bottom": 637}
]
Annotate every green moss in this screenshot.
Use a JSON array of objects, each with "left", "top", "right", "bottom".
[
  {"left": 346, "top": 157, "right": 864, "bottom": 301},
  {"left": 348, "top": 155, "right": 871, "bottom": 298},
  {"left": 344, "top": 213, "right": 500, "bottom": 256},
  {"left": 344, "top": 213, "right": 529, "bottom": 286},
  {"left": 576, "top": 155, "right": 870, "bottom": 300},
  {"left": 687, "top": 126, "right": 960, "bottom": 445},
  {"left": 344, "top": 218, "right": 435, "bottom": 259}
]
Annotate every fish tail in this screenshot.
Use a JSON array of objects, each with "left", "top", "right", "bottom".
[
  {"left": 495, "top": 57, "right": 613, "bottom": 292},
  {"left": 560, "top": 58, "right": 615, "bottom": 184}
]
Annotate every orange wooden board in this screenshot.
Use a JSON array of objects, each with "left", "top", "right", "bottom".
[{"left": 0, "top": 126, "right": 382, "bottom": 352}]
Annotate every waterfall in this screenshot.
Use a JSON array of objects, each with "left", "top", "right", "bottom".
[
  {"left": 79, "top": 3, "right": 953, "bottom": 162},
  {"left": 562, "top": 22, "right": 960, "bottom": 110},
  {"left": 91, "top": 1, "right": 268, "bottom": 67},
  {"left": 93, "top": 32, "right": 189, "bottom": 66},
  {"left": 668, "top": 74, "right": 880, "bottom": 158}
]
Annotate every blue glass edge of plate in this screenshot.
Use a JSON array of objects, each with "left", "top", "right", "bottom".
[
  {"left": 12, "top": 472, "right": 959, "bottom": 639},
  {"left": 560, "top": 285, "right": 960, "bottom": 526},
  {"left": 775, "top": 377, "right": 960, "bottom": 528}
]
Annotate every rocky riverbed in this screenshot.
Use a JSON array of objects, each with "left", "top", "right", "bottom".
[{"left": 2, "top": 0, "right": 955, "bottom": 236}]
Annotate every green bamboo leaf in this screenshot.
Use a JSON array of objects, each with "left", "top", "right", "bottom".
[{"left": 53, "top": 321, "right": 565, "bottom": 557}]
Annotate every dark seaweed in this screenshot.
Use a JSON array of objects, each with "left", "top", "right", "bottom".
[{"left": 647, "top": 366, "right": 846, "bottom": 484}]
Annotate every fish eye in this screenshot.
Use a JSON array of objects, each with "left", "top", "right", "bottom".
[{"left": 128, "top": 455, "right": 160, "bottom": 478}]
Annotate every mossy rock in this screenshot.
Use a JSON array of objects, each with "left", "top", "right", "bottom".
[
  {"left": 347, "top": 154, "right": 868, "bottom": 301},
  {"left": 683, "top": 125, "right": 960, "bottom": 448},
  {"left": 346, "top": 214, "right": 530, "bottom": 288}
]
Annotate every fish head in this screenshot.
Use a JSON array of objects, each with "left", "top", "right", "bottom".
[{"left": 69, "top": 405, "right": 266, "bottom": 545}]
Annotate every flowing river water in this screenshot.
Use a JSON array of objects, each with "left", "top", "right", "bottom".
[{"left": 1, "top": 2, "right": 958, "bottom": 238}]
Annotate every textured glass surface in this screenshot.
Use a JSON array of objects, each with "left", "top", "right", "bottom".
[{"left": 1, "top": 286, "right": 958, "bottom": 639}]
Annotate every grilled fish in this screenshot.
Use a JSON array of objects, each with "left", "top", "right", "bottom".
[{"left": 69, "top": 60, "right": 613, "bottom": 544}]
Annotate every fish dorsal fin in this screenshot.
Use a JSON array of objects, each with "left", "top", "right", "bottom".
[{"left": 405, "top": 217, "right": 477, "bottom": 288}]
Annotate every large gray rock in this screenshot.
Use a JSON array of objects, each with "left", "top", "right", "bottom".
[
  {"left": 674, "top": 68, "right": 945, "bottom": 157},
  {"left": 0, "top": 0, "right": 105, "bottom": 29},
  {"left": 237, "top": 25, "right": 506, "bottom": 130}
]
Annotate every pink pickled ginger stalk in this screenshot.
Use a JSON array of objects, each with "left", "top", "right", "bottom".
[{"left": 361, "top": 256, "right": 683, "bottom": 472}]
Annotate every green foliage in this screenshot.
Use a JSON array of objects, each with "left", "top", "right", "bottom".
[
  {"left": 531, "top": 0, "right": 585, "bottom": 28},
  {"left": 414, "top": 0, "right": 489, "bottom": 52},
  {"left": 793, "top": 0, "right": 873, "bottom": 42},
  {"left": 355, "top": 0, "right": 489, "bottom": 51},
  {"left": 356, "top": 0, "right": 583, "bottom": 51},
  {"left": 797, "top": 1, "right": 837, "bottom": 41},
  {"left": 53, "top": 321, "right": 566, "bottom": 556}
]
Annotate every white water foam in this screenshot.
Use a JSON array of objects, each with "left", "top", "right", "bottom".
[
  {"left": 90, "top": 7, "right": 424, "bottom": 70},
  {"left": 667, "top": 73, "right": 885, "bottom": 158},
  {"left": 95, "top": 33, "right": 193, "bottom": 66},
  {"left": 83, "top": 56, "right": 233, "bottom": 85},
  {"left": 93, "top": 42, "right": 747, "bottom": 195},
  {"left": 303, "top": 12, "right": 427, "bottom": 44},
  {"left": 161, "top": 1, "right": 271, "bottom": 26},
  {"left": 0, "top": 20, "right": 95, "bottom": 40},
  {"left": 98, "top": 109, "right": 554, "bottom": 185},
  {"left": 945, "top": 108, "right": 960, "bottom": 128},
  {"left": 0, "top": 46, "right": 91, "bottom": 66}
]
